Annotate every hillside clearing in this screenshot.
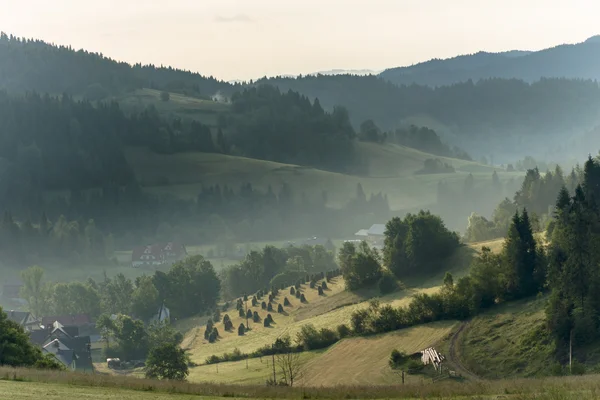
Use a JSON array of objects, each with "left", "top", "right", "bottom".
[{"left": 125, "top": 145, "right": 521, "bottom": 210}]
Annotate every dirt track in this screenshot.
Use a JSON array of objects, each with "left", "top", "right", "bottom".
[{"left": 446, "top": 322, "right": 480, "bottom": 381}]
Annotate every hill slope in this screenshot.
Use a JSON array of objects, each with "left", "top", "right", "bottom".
[
  {"left": 125, "top": 143, "right": 509, "bottom": 211},
  {"left": 380, "top": 38, "right": 600, "bottom": 87}
]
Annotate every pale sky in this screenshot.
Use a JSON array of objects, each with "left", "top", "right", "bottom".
[{"left": 0, "top": 0, "right": 598, "bottom": 81}]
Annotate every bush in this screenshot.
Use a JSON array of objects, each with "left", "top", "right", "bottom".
[
  {"left": 295, "top": 290, "right": 301, "bottom": 299},
  {"left": 300, "top": 294, "right": 307, "bottom": 303},
  {"left": 296, "top": 324, "right": 339, "bottom": 350},
  {"left": 269, "top": 294, "right": 274, "bottom": 302},
  {"left": 284, "top": 297, "right": 291, "bottom": 306},
  {"left": 389, "top": 349, "right": 408, "bottom": 369},
  {"left": 266, "top": 314, "right": 274, "bottom": 324},
  {"left": 309, "top": 281, "right": 316, "bottom": 289},
  {"left": 571, "top": 360, "right": 586, "bottom": 375},
  {"left": 246, "top": 309, "right": 253, "bottom": 319},
  {"left": 277, "top": 304, "right": 284, "bottom": 313},
  {"left": 318, "top": 287, "right": 324, "bottom": 296},
  {"left": 322, "top": 281, "right": 328, "bottom": 290},
  {"left": 264, "top": 318, "right": 271, "bottom": 327},
  {"left": 406, "top": 359, "right": 424, "bottom": 373},
  {"left": 213, "top": 309, "right": 221, "bottom": 322},
  {"left": 290, "top": 287, "right": 296, "bottom": 295},
  {"left": 238, "top": 308, "right": 245, "bottom": 318},
  {"left": 261, "top": 301, "right": 267, "bottom": 309},
  {"left": 378, "top": 271, "right": 401, "bottom": 295},
  {"left": 337, "top": 324, "right": 351, "bottom": 339},
  {"left": 253, "top": 311, "right": 261, "bottom": 322},
  {"left": 238, "top": 323, "right": 246, "bottom": 336},
  {"left": 252, "top": 297, "right": 258, "bottom": 307}
]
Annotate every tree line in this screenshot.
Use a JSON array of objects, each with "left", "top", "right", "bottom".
[{"left": 0, "top": 33, "right": 234, "bottom": 99}]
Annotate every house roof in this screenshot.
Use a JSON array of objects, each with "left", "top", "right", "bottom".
[
  {"left": 132, "top": 242, "right": 187, "bottom": 262},
  {"left": 41, "top": 314, "right": 91, "bottom": 327},
  {"left": 43, "top": 347, "right": 74, "bottom": 367},
  {"left": 367, "top": 224, "right": 386, "bottom": 236},
  {"left": 5, "top": 310, "right": 30, "bottom": 326},
  {"left": 29, "top": 329, "right": 50, "bottom": 346},
  {"left": 354, "top": 229, "right": 369, "bottom": 237}
]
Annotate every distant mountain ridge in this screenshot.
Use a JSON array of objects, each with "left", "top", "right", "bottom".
[{"left": 380, "top": 36, "right": 600, "bottom": 87}]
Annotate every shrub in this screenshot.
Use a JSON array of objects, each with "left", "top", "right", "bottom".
[
  {"left": 300, "top": 294, "right": 307, "bottom": 303},
  {"left": 389, "top": 349, "right": 408, "bottom": 369},
  {"left": 213, "top": 309, "right": 221, "bottom": 322},
  {"left": 295, "top": 290, "right": 301, "bottom": 299},
  {"left": 243, "top": 294, "right": 248, "bottom": 302},
  {"left": 337, "top": 324, "right": 351, "bottom": 339},
  {"left": 378, "top": 271, "right": 401, "bottom": 295},
  {"left": 406, "top": 359, "right": 424, "bottom": 374},
  {"left": 322, "top": 281, "right": 328, "bottom": 290},
  {"left": 309, "top": 281, "right": 316, "bottom": 289},
  {"left": 296, "top": 324, "right": 339, "bottom": 350},
  {"left": 264, "top": 318, "right": 271, "bottom": 327},
  {"left": 261, "top": 301, "right": 267, "bottom": 310},
  {"left": 253, "top": 311, "right": 261, "bottom": 323},
  {"left": 284, "top": 297, "right": 291, "bottom": 306},
  {"left": 266, "top": 314, "right": 274, "bottom": 324},
  {"left": 238, "top": 308, "right": 245, "bottom": 318},
  {"left": 571, "top": 360, "right": 586, "bottom": 375},
  {"left": 277, "top": 304, "right": 284, "bottom": 313},
  {"left": 238, "top": 323, "right": 246, "bottom": 336},
  {"left": 290, "top": 287, "right": 296, "bottom": 295},
  {"left": 246, "top": 309, "right": 253, "bottom": 319},
  {"left": 269, "top": 294, "right": 274, "bottom": 302},
  {"left": 236, "top": 299, "right": 243, "bottom": 310},
  {"left": 318, "top": 287, "right": 324, "bottom": 296},
  {"left": 208, "top": 329, "right": 218, "bottom": 343},
  {"left": 267, "top": 302, "right": 273, "bottom": 312},
  {"left": 252, "top": 297, "right": 258, "bottom": 307},
  {"left": 223, "top": 314, "right": 231, "bottom": 324}
]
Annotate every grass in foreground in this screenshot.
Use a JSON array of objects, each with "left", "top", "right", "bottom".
[{"left": 4, "top": 366, "right": 600, "bottom": 399}]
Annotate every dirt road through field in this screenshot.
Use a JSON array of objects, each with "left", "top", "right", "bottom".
[{"left": 447, "top": 321, "right": 480, "bottom": 381}]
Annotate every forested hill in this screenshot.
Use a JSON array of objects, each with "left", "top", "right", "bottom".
[
  {"left": 260, "top": 74, "right": 600, "bottom": 159},
  {"left": 0, "top": 33, "right": 235, "bottom": 99},
  {"left": 5, "top": 31, "right": 600, "bottom": 163},
  {"left": 379, "top": 36, "right": 600, "bottom": 87}
]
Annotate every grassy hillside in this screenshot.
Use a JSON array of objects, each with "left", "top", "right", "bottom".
[
  {"left": 114, "top": 88, "right": 230, "bottom": 127},
  {"left": 299, "top": 321, "right": 456, "bottom": 386},
  {"left": 458, "top": 296, "right": 553, "bottom": 379},
  {"left": 125, "top": 143, "right": 518, "bottom": 210}
]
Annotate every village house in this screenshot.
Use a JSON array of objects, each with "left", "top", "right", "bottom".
[
  {"left": 30, "top": 320, "right": 95, "bottom": 372},
  {"left": 5, "top": 310, "right": 39, "bottom": 332},
  {"left": 131, "top": 242, "right": 187, "bottom": 268},
  {"left": 353, "top": 224, "right": 386, "bottom": 248},
  {"left": 41, "top": 313, "right": 92, "bottom": 329}
]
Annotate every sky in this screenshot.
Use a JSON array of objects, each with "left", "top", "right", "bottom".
[{"left": 0, "top": 0, "right": 598, "bottom": 81}]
